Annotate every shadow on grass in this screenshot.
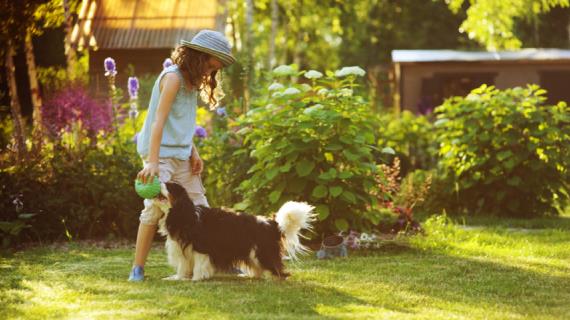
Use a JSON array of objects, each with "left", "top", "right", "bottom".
[{"left": 1, "top": 240, "right": 569, "bottom": 319}]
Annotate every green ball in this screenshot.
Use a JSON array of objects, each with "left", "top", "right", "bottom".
[{"left": 134, "top": 176, "right": 161, "bottom": 199}]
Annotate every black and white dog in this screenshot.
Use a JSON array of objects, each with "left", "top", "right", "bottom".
[{"left": 157, "top": 182, "right": 315, "bottom": 281}]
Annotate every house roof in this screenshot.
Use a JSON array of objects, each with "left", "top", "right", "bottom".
[
  {"left": 392, "top": 49, "right": 570, "bottom": 63},
  {"left": 71, "top": 0, "right": 222, "bottom": 50}
]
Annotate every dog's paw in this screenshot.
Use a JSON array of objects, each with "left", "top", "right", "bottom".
[{"left": 162, "top": 274, "right": 190, "bottom": 281}]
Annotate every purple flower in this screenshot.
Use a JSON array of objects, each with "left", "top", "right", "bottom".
[
  {"left": 104, "top": 57, "right": 117, "bottom": 76},
  {"left": 132, "top": 132, "right": 139, "bottom": 144},
  {"left": 194, "top": 126, "right": 207, "bottom": 138},
  {"left": 216, "top": 106, "right": 227, "bottom": 117},
  {"left": 42, "top": 84, "right": 113, "bottom": 137},
  {"left": 163, "top": 58, "right": 173, "bottom": 69},
  {"left": 128, "top": 77, "right": 139, "bottom": 99}
]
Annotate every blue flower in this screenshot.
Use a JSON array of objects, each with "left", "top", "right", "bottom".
[
  {"left": 104, "top": 57, "right": 117, "bottom": 76},
  {"left": 163, "top": 58, "right": 173, "bottom": 69},
  {"left": 195, "top": 126, "right": 207, "bottom": 138},
  {"left": 128, "top": 77, "right": 139, "bottom": 99},
  {"left": 216, "top": 107, "right": 227, "bottom": 117}
]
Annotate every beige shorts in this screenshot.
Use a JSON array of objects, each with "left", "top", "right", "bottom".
[{"left": 139, "top": 158, "right": 209, "bottom": 225}]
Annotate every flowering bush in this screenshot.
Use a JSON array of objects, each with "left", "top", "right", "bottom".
[
  {"left": 234, "top": 65, "right": 387, "bottom": 234},
  {"left": 42, "top": 84, "right": 113, "bottom": 138}
]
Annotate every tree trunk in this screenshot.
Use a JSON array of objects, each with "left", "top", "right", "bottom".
[
  {"left": 63, "top": 0, "right": 76, "bottom": 77},
  {"left": 268, "top": 0, "right": 278, "bottom": 69},
  {"left": 243, "top": 0, "right": 254, "bottom": 112},
  {"left": 5, "top": 41, "right": 27, "bottom": 159},
  {"left": 25, "top": 31, "right": 43, "bottom": 147}
]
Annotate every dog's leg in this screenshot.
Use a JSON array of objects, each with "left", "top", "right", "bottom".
[
  {"left": 163, "top": 239, "right": 192, "bottom": 280},
  {"left": 246, "top": 249, "right": 264, "bottom": 278},
  {"left": 192, "top": 252, "right": 215, "bottom": 281}
]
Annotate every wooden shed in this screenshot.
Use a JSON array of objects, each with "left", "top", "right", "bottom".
[
  {"left": 70, "top": 0, "right": 226, "bottom": 93},
  {"left": 391, "top": 49, "right": 570, "bottom": 113}
]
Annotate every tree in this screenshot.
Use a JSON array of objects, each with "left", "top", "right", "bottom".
[
  {"left": 446, "top": 0, "right": 570, "bottom": 50},
  {"left": 0, "top": 0, "right": 49, "bottom": 158}
]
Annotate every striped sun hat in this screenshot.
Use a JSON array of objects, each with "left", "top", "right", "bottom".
[{"left": 180, "top": 30, "right": 236, "bottom": 67}]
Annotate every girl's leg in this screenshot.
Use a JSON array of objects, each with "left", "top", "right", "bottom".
[
  {"left": 129, "top": 159, "right": 175, "bottom": 281},
  {"left": 134, "top": 222, "right": 157, "bottom": 267}
]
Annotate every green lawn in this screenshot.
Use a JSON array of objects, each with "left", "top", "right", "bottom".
[{"left": 1, "top": 216, "right": 569, "bottom": 320}]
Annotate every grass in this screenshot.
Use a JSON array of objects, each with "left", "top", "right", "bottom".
[{"left": 1, "top": 216, "right": 569, "bottom": 320}]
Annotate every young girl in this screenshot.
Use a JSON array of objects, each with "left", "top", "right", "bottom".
[{"left": 129, "top": 30, "right": 235, "bottom": 281}]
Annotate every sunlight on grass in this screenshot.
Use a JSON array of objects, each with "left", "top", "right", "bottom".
[{"left": 1, "top": 221, "right": 569, "bottom": 319}]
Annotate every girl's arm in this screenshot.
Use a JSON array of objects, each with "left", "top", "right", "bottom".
[
  {"left": 137, "top": 73, "right": 181, "bottom": 183},
  {"left": 190, "top": 142, "right": 203, "bottom": 175}
]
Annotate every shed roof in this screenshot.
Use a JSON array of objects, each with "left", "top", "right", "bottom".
[
  {"left": 71, "top": 0, "right": 222, "bottom": 50},
  {"left": 392, "top": 49, "right": 570, "bottom": 63}
]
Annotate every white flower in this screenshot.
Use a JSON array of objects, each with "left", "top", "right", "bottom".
[
  {"left": 339, "top": 88, "right": 353, "bottom": 96},
  {"left": 268, "top": 82, "right": 284, "bottom": 91},
  {"left": 282, "top": 87, "right": 301, "bottom": 95},
  {"left": 335, "top": 66, "right": 366, "bottom": 77},
  {"left": 272, "top": 65, "right": 296, "bottom": 76},
  {"left": 304, "top": 70, "right": 323, "bottom": 79},
  {"left": 272, "top": 91, "right": 284, "bottom": 98},
  {"left": 300, "top": 83, "right": 312, "bottom": 92},
  {"left": 303, "top": 104, "right": 324, "bottom": 115},
  {"left": 317, "top": 88, "right": 329, "bottom": 96}
]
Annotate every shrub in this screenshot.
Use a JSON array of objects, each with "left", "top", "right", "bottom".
[
  {"left": 42, "top": 84, "right": 113, "bottom": 138},
  {"left": 0, "top": 120, "right": 143, "bottom": 245},
  {"left": 434, "top": 85, "right": 570, "bottom": 217},
  {"left": 234, "top": 66, "right": 383, "bottom": 234},
  {"left": 375, "top": 111, "right": 438, "bottom": 174}
]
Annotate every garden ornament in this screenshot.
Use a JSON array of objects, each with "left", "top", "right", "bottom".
[{"left": 316, "top": 234, "right": 348, "bottom": 259}]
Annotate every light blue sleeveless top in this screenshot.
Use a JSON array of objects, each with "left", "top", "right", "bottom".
[{"left": 137, "top": 65, "right": 197, "bottom": 160}]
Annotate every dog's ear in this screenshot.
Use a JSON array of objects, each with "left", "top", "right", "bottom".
[{"left": 165, "top": 182, "right": 189, "bottom": 200}]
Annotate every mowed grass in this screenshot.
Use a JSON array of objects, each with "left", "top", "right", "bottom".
[{"left": 1, "top": 216, "right": 569, "bottom": 320}]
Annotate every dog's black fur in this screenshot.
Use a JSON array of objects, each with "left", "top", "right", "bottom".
[{"left": 164, "top": 182, "right": 289, "bottom": 278}]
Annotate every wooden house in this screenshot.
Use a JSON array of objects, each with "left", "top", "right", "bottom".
[
  {"left": 70, "top": 0, "right": 227, "bottom": 93},
  {"left": 391, "top": 49, "right": 570, "bottom": 113}
]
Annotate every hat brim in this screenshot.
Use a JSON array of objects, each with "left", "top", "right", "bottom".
[{"left": 180, "top": 41, "right": 236, "bottom": 67}]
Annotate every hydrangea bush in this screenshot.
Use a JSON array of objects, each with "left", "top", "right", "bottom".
[
  {"left": 234, "top": 65, "right": 385, "bottom": 234},
  {"left": 435, "top": 85, "right": 570, "bottom": 217}
]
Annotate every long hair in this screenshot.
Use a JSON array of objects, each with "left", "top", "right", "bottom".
[{"left": 171, "top": 46, "right": 225, "bottom": 109}]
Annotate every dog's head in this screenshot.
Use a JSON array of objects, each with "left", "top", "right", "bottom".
[{"left": 158, "top": 182, "right": 197, "bottom": 247}]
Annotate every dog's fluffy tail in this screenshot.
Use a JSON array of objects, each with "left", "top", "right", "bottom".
[{"left": 275, "top": 201, "right": 316, "bottom": 260}]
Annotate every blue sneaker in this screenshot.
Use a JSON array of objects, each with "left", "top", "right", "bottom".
[{"left": 128, "top": 265, "right": 144, "bottom": 282}]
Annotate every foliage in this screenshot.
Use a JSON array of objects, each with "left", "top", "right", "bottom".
[
  {"left": 234, "top": 66, "right": 383, "bottom": 234},
  {"left": 0, "top": 124, "right": 142, "bottom": 244},
  {"left": 375, "top": 111, "right": 438, "bottom": 174},
  {"left": 446, "top": 0, "right": 570, "bottom": 50},
  {"left": 434, "top": 84, "right": 570, "bottom": 217},
  {"left": 41, "top": 84, "right": 113, "bottom": 138}
]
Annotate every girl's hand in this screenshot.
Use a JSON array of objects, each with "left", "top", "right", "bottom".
[
  {"left": 137, "top": 162, "right": 159, "bottom": 184},
  {"left": 190, "top": 152, "right": 203, "bottom": 175}
]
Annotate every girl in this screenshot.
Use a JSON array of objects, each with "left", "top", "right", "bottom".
[{"left": 129, "top": 30, "right": 235, "bottom": 281}]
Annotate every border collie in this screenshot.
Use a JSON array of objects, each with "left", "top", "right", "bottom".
[{"left": 157, "top": 182, "right": 315, "bottom": 281}]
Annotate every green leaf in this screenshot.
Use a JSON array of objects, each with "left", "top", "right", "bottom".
[
  {"left": 381, "top": 147, "right": 396, "bottom": 155},
  {"left": 265, "top": 167, "right": 280, "bottom": 180},
  {"left": 329, "top": 186, "right": 343, "bottom": 197},
  {"left": 338, "top": 171, "right": 353, "bottom": 179},
  {"left": 340, "top": 191, "right": 357, "bottom": 204},
  {"left": 324, "top": 143, "right": 343, "bottom": 151},
  {"left": 269, "top": 190, "right": 282, "bottom": 204},
  {"left": 316, "top": 204, "right": 330, "bottom": 220},
  {"left": 234, "top": 202, "right": 249, "bottom": 211},
  {"left": 335, "top": 218, "right": 349, "bottom": 231},
  {"left": 312, "top": 185, "right": 328, "bottom": 198},
  {"left": 279, "top": 162, "right": 292, "bottom": 172},
  {"left": 295, "top": 159, "right": 315, "bottom": 177}
]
